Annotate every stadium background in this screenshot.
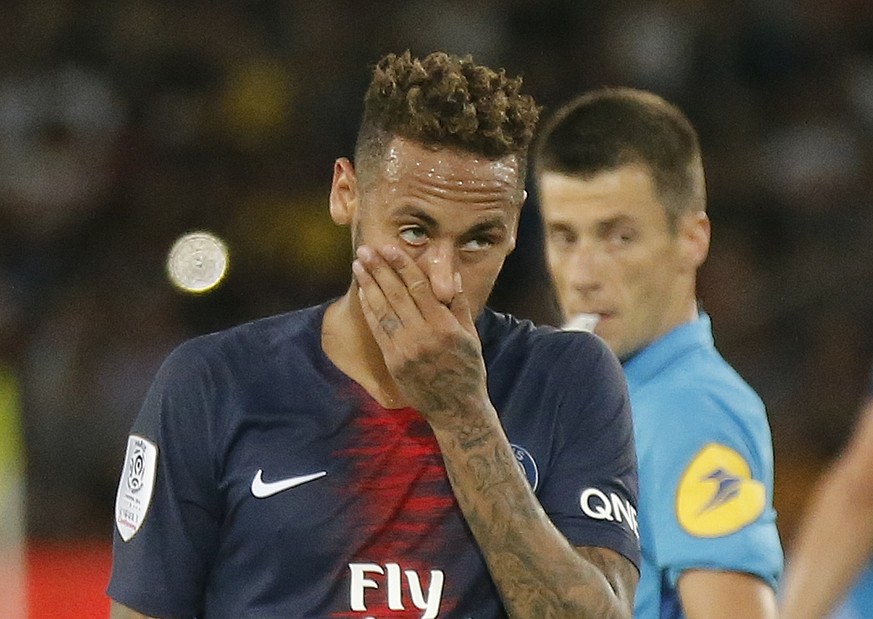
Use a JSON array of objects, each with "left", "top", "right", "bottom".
[{"left": 1, "top": 0, "right": 872, "bottom": 616}]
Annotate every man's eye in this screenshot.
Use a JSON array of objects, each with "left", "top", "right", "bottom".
[
  {"left": 462, "top": 237, "right": 495, "bottom": 251},
  {"left": 399, "top": 226, "right": 428, "bottom": 245},
  {"left": 548, "top": 229, "right": 576, "bottom": 249},
  {"left": 610, "top": 228, "right": 637, "bottom": 245}
]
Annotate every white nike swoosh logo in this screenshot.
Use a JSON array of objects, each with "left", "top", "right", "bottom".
[{"left": 250, "top": 469, "right": 327, "bottom": 498}]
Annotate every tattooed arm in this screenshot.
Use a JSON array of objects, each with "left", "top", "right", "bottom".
[
  {"left": 430, "top": 404, "right": 637, "bottom": 619},
  {"left": 353, "top": 244, "right": 638, "bottom": 618}
]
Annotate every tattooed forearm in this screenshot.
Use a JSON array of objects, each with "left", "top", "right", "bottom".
[
  {"left": 392, "top": 337, "right": 487, "bottom": 420},
  {"left": 466, "top": 443, "right": 517, "bottom": 491},
  {"left": 434, "top": 420, "right": 637, "bottom": 619},
  {"left": 366, "top": 271, "right": 637, "bottom": 615},
  {"left": 436, "top": 415, "right": 495, "bottom": 451}
]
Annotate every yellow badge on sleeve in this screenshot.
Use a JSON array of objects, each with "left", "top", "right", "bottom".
[{"left": 675, "top": 443, "right": 765, "bottom": 537}]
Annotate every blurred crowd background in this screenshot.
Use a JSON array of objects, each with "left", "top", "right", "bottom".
[{"left": 1, "top": 0, "right": 872, "bottom": 557}]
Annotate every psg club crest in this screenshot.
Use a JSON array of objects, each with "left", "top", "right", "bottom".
[
  {"left": 510, "top": 443, "right": 539, "bottom": 491},
  {"left": 115, "top": 435, "right": 158, "bottom": 542}
]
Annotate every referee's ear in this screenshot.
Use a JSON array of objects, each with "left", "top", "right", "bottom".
[
  {"left": 329, "top": 157, "right": 359, "bottom": 226},
  {"left": 678, "top": 210, "right": 710, "bottom": 270}
]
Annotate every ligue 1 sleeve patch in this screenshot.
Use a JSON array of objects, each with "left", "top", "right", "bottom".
[
  {"left": 115, "top": 435, "right": 158, "bottom": 542},
  {"left": 675, "top": 443, "right": 766, "bottom": 538}
]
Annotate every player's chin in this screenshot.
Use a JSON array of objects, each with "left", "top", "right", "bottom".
[{"left": 464, "top": 299, "right": 487, "bottom": 320}]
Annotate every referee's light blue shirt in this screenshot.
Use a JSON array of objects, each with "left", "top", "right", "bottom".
[{"left": 623, "top": 314, "right": 783, "bottom": 619}]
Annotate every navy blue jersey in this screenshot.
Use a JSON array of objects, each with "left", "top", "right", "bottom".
[{"left": 108, "top": 302, "right": 639, "bottom": 618}]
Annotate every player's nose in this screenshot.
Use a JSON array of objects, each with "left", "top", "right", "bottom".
[{"left": 422, "top": 243, "right": 457, "bottom": 305}]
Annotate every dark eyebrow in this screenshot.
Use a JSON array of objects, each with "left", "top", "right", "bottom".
[
  {"left": 392, "top": 205, "right": 508, "bottom": 235},
  {"left": 392, "top": 206, "right": 439, "bottom": 228},
  {"left": 597, "top": 215, "right": 636, "bottom": 232},
  {"left": 466, "top": 220, "right": 508, "bottom": 236},
  {"left": 545, "top": 220, "right": 574, "bottom": 232}
]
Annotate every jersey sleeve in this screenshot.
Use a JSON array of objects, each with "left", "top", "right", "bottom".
[
  {"left": 536, "top": 334, "right": 641, "bottom": 569},
  {"left": 107, "top": 338, "right": 223, "bottom": 618},
  {"left": 634, "top": 382, "right": 783, "bottom": 589}
]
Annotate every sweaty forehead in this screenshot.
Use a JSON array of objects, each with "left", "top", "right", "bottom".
[{"left": 380, "top": 138, "right": 522, "bottom": 197}]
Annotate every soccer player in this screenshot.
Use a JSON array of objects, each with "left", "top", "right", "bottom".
[
  {"left": 107, "top": 51, "right": 641, "bottom": 618},
  {"left": 780, "top": 364, "right": 873, "bottom": 619},
  {"left": 534, "top": 87, "right": 783, "bottom": 619}
]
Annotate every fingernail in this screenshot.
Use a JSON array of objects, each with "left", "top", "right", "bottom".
[
  {"left": 454, "top": 272, "right": 463, "bottom": 293},
  {"left": 356, "top": 246, "right": 373, "bottom": 261},
  {"left": 352, "top": 259, "right": 364, "bottom": 276}
]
